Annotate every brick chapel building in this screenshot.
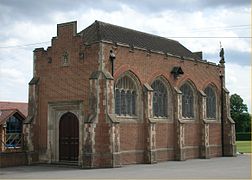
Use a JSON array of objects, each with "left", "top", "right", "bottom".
[{"left": 23, "top": 21, "right": 236, "bottom": 168}]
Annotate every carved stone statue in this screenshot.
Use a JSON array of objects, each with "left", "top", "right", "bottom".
[
  {"left": 62, "top": 51, "right": 69, "bottom": 65},
  {"left": 219, "top": 47, "right": 225, "bottom": 65},
  {"left": 219, "top": 48, "right": 224, "bottom": 60}
]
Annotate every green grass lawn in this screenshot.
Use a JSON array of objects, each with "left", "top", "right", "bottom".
[{"left": 236, "top": 141, "right": 251, "bottom": 153}]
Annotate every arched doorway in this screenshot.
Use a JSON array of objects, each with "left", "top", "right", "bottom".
[{"left": 59, "top": 112, "right": 79, "bottom": 162}]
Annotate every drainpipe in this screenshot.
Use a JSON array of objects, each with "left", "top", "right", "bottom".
[
  {"left": 220, "top": 73, "right": 224, "bottom": 156},
  {"left": 109, "top": 50, "right": 116, "bottom": 76}
]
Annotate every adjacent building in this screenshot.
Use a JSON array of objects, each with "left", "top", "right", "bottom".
[
  {"left": 0, "top": 102, "right": 27, "bottom": 152},
  {"left": 0, "top": 103, "right": 28, "bottom": 167}
]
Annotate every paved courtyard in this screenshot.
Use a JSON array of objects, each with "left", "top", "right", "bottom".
[{"left": 0, "top": 154, "right": 250, "bottom": 179}]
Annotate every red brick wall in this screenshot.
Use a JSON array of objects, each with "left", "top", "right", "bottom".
[
  {"left": 156, "top": 149, "right": 175, "bottom": 162},
  {"left": 120, "top": 151, "right": 145, "bottom": 165},
  {"left": 209, "top": 145, "right": 222, "bottom": 157},
  {"left": 105, "top": 45, "right": 222, "bottom": 90},
  {"left": 0, "top": 152, "right": 27, "bottom": 167},
  {"left": 120, "top": 123, "right": 145, "bottom": 164},
  {"left": 120, "top": 123, "right": 145, "bottom": 151},
  {"left": 209, "top": 123, "right": 222, "bottom": 145},
  {"left": 103, "top": 44, "right": 223, "bottom": 163},
  {"left": 184, "top": 147, "right": 200, "bottom": 159},
  {"left": 184, "top": 123, "right": 200, "bottom": 146},
  {"left": 156, "top": 122, "right": 174, "bottom": 161},
  {"left": 209, "top": 122, "right": 222, "bottom": 157},
  {"left": 183, "top": 123, "right": 200, "bottom": 159},
  {"left": 156, "top": 122, "right": 174, "bottom": 148},
  {"left": 93, "top": 122, "right": 112, "bottom": 167},
  {"left": 33, "top": 23, "right": 100, "bottom": 154}
]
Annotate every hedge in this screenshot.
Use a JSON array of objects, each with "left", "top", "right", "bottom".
[{"left": 236, "top": 132, "right": 251, "bottom": 141}]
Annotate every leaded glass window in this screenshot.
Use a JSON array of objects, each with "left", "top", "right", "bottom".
[
  {"left": 126, "top": 90, "right": 132, "bottom": 115},
  {"left": 121, "top": 90, "right": 126, "bottom": 115},
  {"left": 132, "top": 91, "right": 136, "bottom": 115},
  {"left": 115, "top": 89, "right": 121, "bottom": 115},
  {"left": 204, "top": 86, "right": 216, "bottom": 119},
  {"left": 6, "top": 115, "right": 22, "bottom": 147},
  {"left": 180, "top": 83, "right": 194, "bottom": 118},
  {"left": 151, "top": 80, "right": 168, "bottom": 117},
  {"left": 115, "top": 76, "right": 137, "bottom": 116}
]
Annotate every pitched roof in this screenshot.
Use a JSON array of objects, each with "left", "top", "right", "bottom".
[
  {"left": 79, "top": 20, "right": 200, "bottom": 60},
  {"left": 0, "top": 109, "right": 26, "bottom": 125},
  {"left": 0, "top": 102, "right": 28, "bottom": 117}
]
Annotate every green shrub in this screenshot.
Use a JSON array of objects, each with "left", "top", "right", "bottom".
[{"left": 236, "top": 132, "right": 251, "bottom": 141}]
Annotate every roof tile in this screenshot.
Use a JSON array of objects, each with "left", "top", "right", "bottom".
[
  {"left": 0, "top": 102, "right": 28, "bottom": 117},
  {"left": 0, "top": 109, "right": 25, "bottom": 125},
  {"left": 80, "top": 20, "right": 201, "bottom": 60}
]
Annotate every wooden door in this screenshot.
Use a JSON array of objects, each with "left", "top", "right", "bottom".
[{"left": 59, "top": 112, "right": 79, "bottom": 162}]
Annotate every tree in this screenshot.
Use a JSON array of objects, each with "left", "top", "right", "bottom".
[{"left": 230, "top": 93, "right": 251, "bottom": 132}]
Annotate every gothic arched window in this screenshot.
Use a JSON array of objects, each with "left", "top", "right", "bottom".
[
  {"left": 6, "top": 114, "right": 23, "bottom": 147},
  {"left": 115, "top": 76, "right": 137, "bottom": 116},
  {"left": 204, "top": 86, "right": 216, "bottom": 119},
  {"left": 180, "top": 83, "right": 194, "bottom": 118},
  {"left": 151, "top": 80, "right": 168, "bottom": 117}
]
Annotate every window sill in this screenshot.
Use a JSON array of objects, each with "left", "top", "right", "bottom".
[
  {"left": 61, "top": 63, "right": 69, "bottom": 67},
  {"left": 153, "top": 116, "right": 168, "bottom": 119},
  {"left": 182, "top": 117, "right": 195, "bottom": 120},
  {"left": 180, "top": 118, "right": 197, "bottom": 123},
  {"left": 152, "top": 117, "right": 173, "bottom": 122},
  {"left": 204, "top": 119, "right": 220, "bottom": 123},
  {"left": 4, "top": 146, "right": 21, "bottom": 149},
  {"left": 116, "top": 115, "right": 141, "bottom": 123},
  {"left": 116, "top": 115, "right": 138, "bottom": 118}
]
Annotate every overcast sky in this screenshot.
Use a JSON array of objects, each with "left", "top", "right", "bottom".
[{"left": 0, "top": 0, "right": 251, "bottom": 111}]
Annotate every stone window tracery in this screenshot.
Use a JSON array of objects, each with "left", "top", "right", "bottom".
[
  {"left": 204, "top": 86, "right": 216, "bottom": 119},
  {"left": 6, "top": 115, "right": 22, "bottom": 148},
  {"left": 180, "top": 83, "right": 194, "bottom": 118},
  {"left": 151, "top": 80, "right": 168, "bottom": 117},
  {"left": 115, "top": 76, "right": 137, "bottom": 116}
]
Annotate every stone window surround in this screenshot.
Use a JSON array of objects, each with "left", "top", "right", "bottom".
[
  {"left": 114, "top": 71, "right": 143, "bottom": 122},
  {"left": 204, "top": 84, "right": 220, "bottom": 122},
  {"left": 115, "top": 79, "right": 136, "bottom": 116},
  {"left": 61, "top": 51, "right": 69, "bottom": 67},
  {"left": 204, "top": 86, "right": 216, "bottom": 119},
  {"left": 152, "top": 80, "right": 168, "bottom": 117},
  {"left": 47, "top": 100, "right": 84, "bottom": 164},
  {"left": 150, "top": 77, "right": 173, "bottom": 120},
  {"left": 179, "top": 81, "right": 198, "bottom": 120}
]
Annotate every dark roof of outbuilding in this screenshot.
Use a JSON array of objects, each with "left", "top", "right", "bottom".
[
  {"left": 0, "top": 109, "right": 26, "bottom": 125},
  {"left": 0, "top": 102, "right": 28, "bottom": 117},
  {"left": 79, "top": 20, "right": 201, "bottom": 60}
]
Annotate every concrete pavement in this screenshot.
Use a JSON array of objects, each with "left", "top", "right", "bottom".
[{"left": 0, "top": 154, "right": 250, "bottom": 179}]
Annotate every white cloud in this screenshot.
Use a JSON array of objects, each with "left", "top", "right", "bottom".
[
  {"left": 0, "top": 1, "right": 250, "bottom": 113},
  {"left": 0, "top": 68, "right": 25, "bottom": 85},
  {"left": 225, "top": 63, "right": 251, "bottom": 112},
  {"left": 0, "top": 67, "right": 29, "bottom": 102},
  {"left": 73, "top": 6, "right": 250, "bottom": 58},
  {"left": 0, "top": 38, "right": 21, "bottom": 47}
]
